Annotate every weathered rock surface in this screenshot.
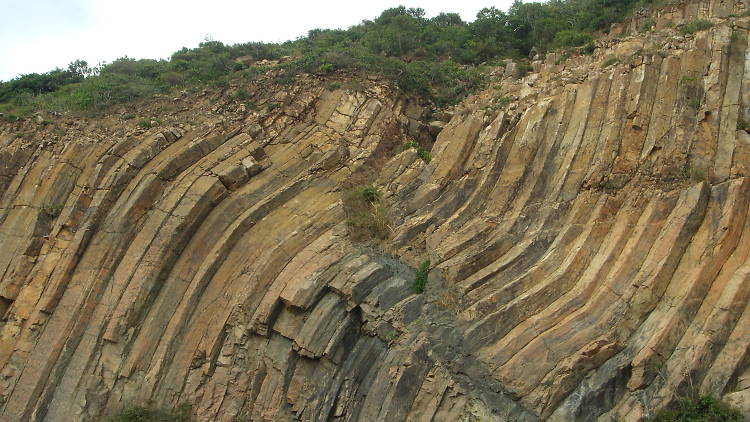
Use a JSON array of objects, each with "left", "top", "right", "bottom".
[{"left": 3, "top": 1, "right": 750, "bottom": 421}]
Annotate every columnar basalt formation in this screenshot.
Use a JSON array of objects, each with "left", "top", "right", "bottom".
[{"left": 3, "top": 2, "right": 750, "bottom": 421}]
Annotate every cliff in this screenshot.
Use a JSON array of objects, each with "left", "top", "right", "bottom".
[{"left": 2, "top": 1, "right": 750, "bottom": 421}]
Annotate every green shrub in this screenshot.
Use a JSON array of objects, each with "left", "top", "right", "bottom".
[
  {"left": 242, "top": 66, "right": 266, "bottom": 79},
  {"left": 555, "top": 52, "right": 570, "bottom": 65},
  {"left": 495, "top": 95, "right": 512, "bottom": 108},
  {"left": 0, "top": 70, "right": 80, "bottom": 103},
  {"left": 161, "top": 72, "right": 183, "bottom": 86},
  {"left": 170, "top": 41, "right": 235, "bottom": 83},
  {"left": 209, "top": 77, "right": 229, "bottom": 88},
  {"left": 517, "top": 62, "right": 534, "bottom": 77},
  {"left": 396, "top": 61, "right": 432, "bottom": 97},
  {"left": 55, "top": 73, "right": 165, "bottom": 112},
  {"left": 232, "top": 88, "right": 251, "bottom": 101},
  {"left": 102, "top": 57, "right": 167, "bottom": 79},
  {"left": 430, "top": 62, "right": 484, "bottom": 107},
  {"left": 108, "top": 405, "right": 193, "bottom": 422},
  {"left": 553, "top": 30, "right": 593, "bottom": 47},
  {"left": 640, "top": 18, "right": 656, "bottom": 32},
  {"left": 679, "top": 19, "right": 714, "bottom": 35},
  {"left": 137, "top": 119, "right": 152, "bottom": 129},
  {"left": 417, "top": 149, "right": 432, "bottom": 163},
  {"left": 583, "top": 41, "right": 596, "bottom": 55},
  {"left": 649, "top": 395, "right": 745, "bottom": 421},
  {"left": 273, "top": 75, "right": 295, "bottom": 85},
  {"left": 681, "top": 76, "right": 697, "bottom": 84},
  {"left": 687, "top": 167, "right": 707, "bottom": 182},
  {"left": 413, "top": 259, "right": 431, "bottom": 293},
  {"left": 402, "top": 141, "right": 432, "bottom": 163},
  {"left": 1, "top": 110, "right": 21, "bottom": 122},
  {"left": 402, "top": 140, "right": 420, "bottom": 150},
  {"left": 318, "top": 62, "right": 336, "bottom": 74}
]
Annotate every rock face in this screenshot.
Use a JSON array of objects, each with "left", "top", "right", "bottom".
[{"left": 4, "top": 2, "right": 750, "bottom": 421}]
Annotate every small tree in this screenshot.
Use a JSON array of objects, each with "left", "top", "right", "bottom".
[{"left": 68, "top": 59, "right": 95, "bottom": 77}]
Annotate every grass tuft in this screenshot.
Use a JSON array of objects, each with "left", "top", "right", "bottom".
[{"left": 344, "top": 185, "right": 389, "bottom": 240}]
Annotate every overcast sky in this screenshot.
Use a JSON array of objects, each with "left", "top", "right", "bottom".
[{"left": 0, "top": 0, "right": 516, "bottom": 81}]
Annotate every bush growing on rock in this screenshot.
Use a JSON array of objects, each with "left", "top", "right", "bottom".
[
  {"left": 737, "top": 118, "right": 750, "bottom": 132},
  {"left": 553, "top": 30, "right": 593, "bottom": 48},
  {"left": 161, "top": 72, "right": 184, "bottom": 87},
  {"left": 344, "top": 185, "right": 389, "bottom": 240},
  {"left": 402, "top": 141, "right": 432, "bottom": 163},
  {"left": 108, "top": 405, "right": 193, "bottom": 422},
  {"left": 413, "top": 259, "right": 431, "bottom": 293},
  {"left": 417, "top": 149, "right": 432, "bottom": 163},
  {"left": 649, "top": 395, "right": 745, "bottom": 421},
  {"left": 679, "top": 19, "right": 714, "bottom": 35},
  {"left": 640, "top": 18, "right": 657, "bottom": 32},
  {"left": 231, "top": 88, "right": 251, "bottom": 101}
]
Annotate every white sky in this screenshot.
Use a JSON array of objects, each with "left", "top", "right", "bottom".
[{"left": 0, "top": 0, "right": 515, "bottom": 81}]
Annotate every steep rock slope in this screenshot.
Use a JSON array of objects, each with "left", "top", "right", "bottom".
[{"left": 3, "top": 1, "right": 750, "bottom": 421}]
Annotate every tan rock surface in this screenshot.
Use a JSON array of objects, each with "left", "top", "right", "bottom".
[{"left": 3, "top": 2, "right": 750, "bottom": 421}]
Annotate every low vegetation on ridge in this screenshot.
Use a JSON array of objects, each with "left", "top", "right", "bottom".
[
  {"left": 108, "top": 405, "right": 193, "bottom": 422},
  {"left": 649, "top": 395, "right": 746, "bottom": 421},
  {"left": 1, "top": 0, "right": 657, "bottom": 120}
]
